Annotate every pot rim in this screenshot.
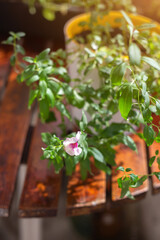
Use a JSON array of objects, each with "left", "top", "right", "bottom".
[{"left": 64, "top": 10, "right": 160, "bottom": 42}]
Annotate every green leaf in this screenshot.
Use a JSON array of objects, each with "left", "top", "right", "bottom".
[
  {"left": 95, "top": 160, "right": 111, "bottom": 174},
  {"left": 129, "top": 173, "right": 138, "bottom": 182},
  {"left": 42, "top": 9, "right": 55, "bottom": 21},
  {"left": 41, "top": 132, "right": 52, "bottom": 145},
  {"left": 28, "top": 89, "right": 38, "bottom": 109},
  {"left": 116, "top": 166, "right": 125, "bottom": 172},
  {"left": 16, "top": 32, "right": 26, "bottom": 37},
  {"left": 111, "top": 63, "right": 126, "bottom": 86},
  {"left": 56, "top": 102, "right": 71, "bottom": 120},
  {"left": 122, "top": 135, "right": 137, "bottom": 151},
  {"left": 89, "top": 147, "right": 104, "bottom": 163},
  {"left": 155, "top": 150, "right": 159, "bottom": 155},
  {"left": 149, "top": 156, "right": 156, "bottom": 167},
  {"left": 39, "top": 80, "right": 47, "bottom": 99},
  {"left": 142, "top": 56, "right": 160, "bottom": 71},
  {"left": 16, "top": 44, "right": 25, "bottom": 55},
  {"left": 65, "top": 157, "right": 75, "bottom": 176},
  {"left": 73, "top": 90, "right": 85, "bottom": 108},
  {"left": 10, "top": 55, "right": 16, "bottom": 66},
  {"left": 120, "top": 180, "right": 130, "bottom": 198},
  {"left": 126, "top": 168, "right": 133, "bottom": 172},
  {"left": 39, "top": 99, "right": 49, "bottom": 121},
  {"left": 121, "top": 10, "right": 133, "bottom": 27},
  {"left": 153, "top": 172, "right": 160, "bottom": 181},
  {"left": 26, "top": 75, "right": 39, "bottom": 86},
  {"left": 155, "top": 131, "right": 160, "bottom": 143},
  {"left": 131, "top": 175, "right": 148, "bottom": 188},
  {"left": 149, "top": 105, "right": 157, "bottom": 113},
  {"left": 23, "top": 56, "right": 34, "bottom": 63},
  {"left": 80, "top": 158, "right": 91, "bottom": 180},
  {"left": 37, "top": 48, "right": 50, "bottom": 61},
  {"left": 80, "top": 111, "right": 88, "bottom": 131},
  {"left": 143, "top": 125, "right": 155, "bottom": 146},
  {"left": 46, "top": 88, "right": 55, "bottom": 107},
  {"left": 129, "top": 43, "right": 141, "bottom": 66},
  {"left": 119, "top": 85, "right": 133, "bottom": 120}
]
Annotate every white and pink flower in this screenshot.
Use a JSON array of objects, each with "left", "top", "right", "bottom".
[{"left": 63, "top": 131, "right": 82, "bottom": 156}]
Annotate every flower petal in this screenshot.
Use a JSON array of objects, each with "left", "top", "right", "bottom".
[
  {"left": 74, "top": 147, "right": 82, "bottom": 156},
  {"left": 64, "top": 145, "right": 75, "bottom": 156},
  {"left": 63, "top": 137, "right": 77, "bottom": 147},
  {"left": 76, "top": 131, "right": 81, "bottom": 141}
]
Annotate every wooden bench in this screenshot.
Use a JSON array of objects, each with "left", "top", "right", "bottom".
[{"left": 0, "top": 43, "right": 160, "bottom": 218}]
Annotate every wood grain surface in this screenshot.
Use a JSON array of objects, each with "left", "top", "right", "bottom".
[
  {"left": 66, "top": 160, "right": 106, "bottom": 216},
  {"left": 19, "top": 113, "right": 63, "bottom": 218},
  {"left": 149, "top": 141, "right": 160, "bottom": 193},
  {"left": 0, "top": 71, "right": 31, "bottom": 217},
  {"left": 112, "top": 134, "right": 149, "bottom": 201}
]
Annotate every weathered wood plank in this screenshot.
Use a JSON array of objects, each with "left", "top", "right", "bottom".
[
  {"left": 0, "top": 72, "right": 31, "bottom": 217},
  {"left": 66, "top": 161, "right": 106, "bottom": 216},
  {"left": 112, "top": 134, "right": 149, "bottom": 201},
  {"left": 19, "top": 114, "right": 62, "bottom": 218},
  {"left": 0, "top": 48, "right": 11, "bottom": 97},
  {"left": 149, "top": 141, "right": 160, "bottom": 193}
]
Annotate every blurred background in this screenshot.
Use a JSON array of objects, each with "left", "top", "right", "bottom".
[{"left": 1, "top": 0, "right": 160, "bottom": 240}]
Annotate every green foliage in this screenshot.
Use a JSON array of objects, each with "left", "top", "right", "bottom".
[{"left": 3, "top": 3, "right": 160, "bottom": 199}]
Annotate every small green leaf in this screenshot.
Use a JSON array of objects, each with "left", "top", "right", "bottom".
[
  {"left": 116, "top": 166, "right": 125, "bottom": 172},
  {"left": 142, "top": 56, "right": 160, "bottom": 71},
  {"left": 28, "top": 89, "right": 38, "bottom": 109},
  {"left": 23, "top": 56, "right": 34, "bottom": 63},
  {"left": 56, "top": 102, "right": 71, "bottom": 120},
  {"left": 155, "top": 131, "right": 160, "bottom": 143},
  {"left": 39, "top": 99, "right": 49, "bottom": 121},
  {"left": 39, "top": 80, "right": 47, "bottom": 99},
  {"left": 37, "top": 48, "right": 50, "bottom": 61},
  {"left": 80, "top": 111, "right": 88, "bottom": 131},
  {"left": 149, "top": 156, "right": 156, "bottom": 167},
  {"left": 153, "top": 172, "right": 160, "bottom": 181},
  {"left": 41, "top": 132, "right": 52, "bottom": 145},
  {"left": 26, "top": 75, "right": 39, "bottom": 86},
  {"left": 89, "top": 147, "right": 104, "bottom": 163},
  {"left": 122, "top": 135, "right": 137, "bottom": 151},
  {"left": 121, "top": 10, "right": 133, "bottom": 27},
  {"left": 131, "top": 175, "right": 148, "bottom": 188},
  {"left": 126, "top": 168, "right": 133, "bottom": 172},
  {"left": 155, "top": 150, "right": 159, "bottom": 155},
  {"left": 10, "top": 55, "right": 16, "bottom": 66},
  {"left": 46, "top": 88, "right": 55, "bottom": 107},
  {"left": 119, "top": 85, "right": 133, "bottom": 120},
  {"left": 120, "top": 180, "right": 130, "bottom": 198},
  {"left": 129, "top": 43, "right": 141, "bottom": 66},
  {"left": 143, "top": 125, "right": 155, "bottom": 146},
  {"left": 111, "top": 63, "right": 126, "bottom": 86},
  {"left": 42, "top": 9, "right": 55, "bottom": 21}
]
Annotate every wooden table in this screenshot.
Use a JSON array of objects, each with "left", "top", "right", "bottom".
[{"left": 0, "top": 43, "right": 160, "bottom": 218}]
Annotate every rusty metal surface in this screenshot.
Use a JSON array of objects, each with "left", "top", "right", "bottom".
[{"left": 112, "top": 134, "right": 149, "bottom": 201}]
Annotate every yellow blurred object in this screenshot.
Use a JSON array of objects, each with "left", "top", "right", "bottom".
[{"left": 65, "top": 11, "right": 160, "bottom": 39}]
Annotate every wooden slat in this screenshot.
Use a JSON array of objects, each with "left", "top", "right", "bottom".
[
  {"left": 66, "top": 161, "right": 106, "bottom": 216},
  {"left": 0, "top": 49, "right": 11, "bottom": 97},
  {"left": 0, "top": 72, "right": 31, "bottom": 217},
  {"left": 19, "top": 117, "right": 62, "bottom": 218},
  {"left": 149, "top": 141, "right": 160, "bottom": 193},
  {"left": 112, "top": 134, "right": 149, "bottom": 201}
]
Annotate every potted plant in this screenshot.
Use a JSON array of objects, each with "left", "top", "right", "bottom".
[{"left": 3, "top": 0, "right": 160, "bottom": 199}]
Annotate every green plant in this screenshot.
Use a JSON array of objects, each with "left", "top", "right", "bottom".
[{"left": 3, "top": 1, "right": 160, "bottom": 199}]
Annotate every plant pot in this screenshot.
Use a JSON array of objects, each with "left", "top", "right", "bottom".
[{"left": 64, "top": 11, "right": 160, "bottom": 122}]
